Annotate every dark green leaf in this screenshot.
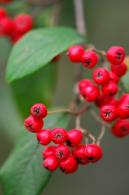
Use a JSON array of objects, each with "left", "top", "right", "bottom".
[
  {"left": 0, "top": 113, "right": 70, "bottom": 195},
  {"left": 11, "top": 63, "right": 58, "bottom": 118},
  {"left": 6, "top": 27, "right": 85, "bottom": 82}
]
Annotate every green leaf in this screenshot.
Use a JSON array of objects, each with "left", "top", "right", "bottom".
[
  {"left": 6, "top": 27, "right": 85, "bottom": 82},
  {"left": 11, "top": 63, "right": 58, "bottom": 117},
  {"left": 0, "top": 113, "right": 70, "bottom": 195}
]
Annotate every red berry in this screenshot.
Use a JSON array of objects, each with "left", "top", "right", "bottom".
[
  {"left": 51, "top": 128, "right": 67, "bottom": 144},
  {"left": 100, "top": 104, "right": 117, "bottom": 122},
  {"left": 93, "top": 68, "right": 109, "bottom": 85},
  {"left": 81, "top": 84, "right": 100, "bottom": 102},
  {"left": 84, "top": 144, "right": 103, "bottom": 163},
  {"left": 102, "top": 81, "right": 118, "bottom": 97},
  {"left": 60, "top": 156, "right": 78, "bottom": 174},
  {"left": 78, "top": 79, "right": 93, "bottom": 93},
  {"left": 55, "top": 145, "right": 70, "bottom": 161},
  {"left": 24, "top": 115, "right": 43, "bottom": 133},
  {"left": 119, "top": 94, "right": 129, "bottom": 104},
  {"left": 111, "top": 119, "right": 129, "bottom": 138},
  {"left": 82, "top": 50, "right": 99, "bottom": 68},
  {"left": 116, "top": 101, "right": 129, "bottom": 119},
  {"left": 0, "top": 17, "right": 14, "bottom": 36},
  {"left": 67, "top": 45, "right": 84, "bottom": 63},
  {"left": 42, "top": 146, "right": 56, "bottom": 159},
  {"left": 43, "top": 156, "right": 58, "bottom": 171},
  {"left": 36, "top": 129, "right": 51, "bottom": 145},
  {"left": 67, "top": 129, "right": 83, "bottom": 146},
  {"left": 10, "top": 31, "right": 23, "bottom": 44},
  {"left": 110, "top": 63, "right": 127, "bottom": 77},
  {"left": 109, "top": 71, "right": 119, "bottom": 83},
  {"left": 14, "top": 14, "right": 33, "bottom": 34},
  {"left": 73, "top": 145, "right": 89, "bottom": 165},
  {"left": 0, "top": 8, "right": 7, "bottom": 18},
  {"left": 107, "top": 46, "right": 125, "bottom": 65},
  {"left": 30, "top": 103, "right": 47, "bottom": 119}
]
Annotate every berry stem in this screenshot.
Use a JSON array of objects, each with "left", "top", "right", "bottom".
[{"left": 96, "top": 124, "right": 106, "bottom": 144}]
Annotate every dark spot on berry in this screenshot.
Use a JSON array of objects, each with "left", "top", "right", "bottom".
[
  {"left": 66, "top": 140, "right": 72, "bottom": 146},
  {"left": 87, "top": 156, "right": 95, "bottom": 161},
  {"left": 58, "top": 151, "right": 64, "bottom": 158},
  {"left": 97, "top": 71, "right": 102, "bottom": 78},
  {"left": 34, "top": 107, "right": 41, "bottom": 115}
]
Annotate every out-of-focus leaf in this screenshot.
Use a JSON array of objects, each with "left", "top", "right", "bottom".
[
  {"left": 11, "top": 63, "right": 58, "bottom": 118},
  {"left": 6, "top": 27, "right": 85, "bottom": 82},
  {"left": 0, "top": 113, "right": 70, "bottom": 195}
]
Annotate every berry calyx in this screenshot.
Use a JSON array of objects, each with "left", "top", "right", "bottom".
[
  {"left": 60, "top": 156, "right": 78, "bottom": 174},
  {"left": 93, "top": 68, "right": 109, "bottom": 85},
  {"left": 82, "top": 50, "right": 99, "bottom": 68},
  {"left": 51, "top": 128, "right": 67, "bottom": 144},
  {"left": 67, "top": 45, "right": 84, "bottom": 63},
  {"left": 67, "top": 129, "right": 83, "bottom": 146},
  {"left": 111, "top": 119, "right": 129, "bottom": 138},
  {"left": 100, "top": 104, "right": 117, "bottom": 122},
  {"left": 84, "top": 144, "right": 103, "bottom": 163},
  {"left": 24, "top": 116, "right": 43, "bottom": 133},
  {"left": 55, "top": 145, "right": 70, "bottom": 161},
  {"left": 107, "top": 46, "right": 125, "bottom": 65},
  {"left": 43, "top": 156, "right": 58, "bottom": 171},
  {"left": 30, "top": 103, "right": 47, "bottom": 119},
  {"left": 36, "top": 129, "right": 51, "bottom": 145}
]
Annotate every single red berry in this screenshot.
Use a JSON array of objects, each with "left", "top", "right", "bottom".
[
  {"left": 24, "top": 115, "right": 43, "bottom": 133},
  {"left": 102, "top": 81, "right": 118, "bottom": 97},
  {"left": 111, "top": 119, "right": 129, "bottom": 138},
  {"left": 109, "top": 71, "right": 120, "bottom": 84},
  {"left": 14, "top": 14, "right": 33, "bottom": 34},
  {"left": 55, "top": 145, "right": 70, "bottom": 161},
  {"left": 93, "top": 68, "right": 109, "bottom": 85},
  {"left": 60, "top": 156, "right": 78, "bottom": 174},
  {"left": 82, "top": 50, "right": 99, "bottom": 68},
  {"left": 67, "top": 129, "right": 83, "bottom": 146},
  {"left": 67, "top": 45, "right": 84, "bottom": 63},
  {"left": 30, "top": 103, "right": 47, "bottom": 119},
  {"left": 43, "top": 156, "right": 58, "bottom": 171},
  {"left": 100, "top": 104, "right": 117, "bottom": 122},
  {"left": 0, "top": 17, "right": 14, "bottom": 36},
  {"left": 110, "top": 63, "right": 127, "bottom": 77},
  {"left": 51, "top": 128, "right": 67, "bottom": 144},
  {"left": 118, "top": 94, "right": 129, "bottom": 104},
  {"left": 116, "top": 101, "right": 129, "bottom": 119},
  {"left": 36, "top": 129, "right": 51, "bottom": 145},
  {"left": 78, "top": 79, "right": 94, "bottom": 93},
  {"left": 73, "top": 145, "right": 89, "bottom": 165},
  {"left": 0, "top": 8, "right": 7, "bottom": 18},
  {"left": 84, "top": 144, "right": 103, "bottom": 163},
  {"left": 42, "top": 146, "right": 56, "bottom": 159},
  {"left": 81, "top": 84, "right": 100, "bottom": 102},
  {"left": 107, "top": 46, "right": 125, "bottom": 65}
]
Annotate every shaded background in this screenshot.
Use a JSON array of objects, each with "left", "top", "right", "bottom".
[{"left": 1, "top": 0, "right": 129, "bottom": 194}]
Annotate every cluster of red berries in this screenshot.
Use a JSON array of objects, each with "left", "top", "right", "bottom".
[
  {"left": 0, "top": 7, "right": 33, "bottom": 44},
  {"left": 67, "top": 45, "right": 129, "bottom": 138},
  {"left": 24, "top": 103, "right": 103, "bottom": 174}
]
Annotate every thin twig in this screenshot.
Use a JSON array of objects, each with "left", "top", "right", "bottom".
[
  {"left": 73, "top": 0, "right": 87, "bottom": 35},
  {"left": 91, "top": 110, "right": 110, "bottom": 128},
  {"left": 96, "top": 124, "right": 106, "bottom": 145},
  {"left": 75, "top": 115, "right": 81, "bottom": 129}
]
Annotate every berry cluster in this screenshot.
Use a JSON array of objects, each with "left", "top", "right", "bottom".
[
  {"left": 67, "top": 45, "right": 129, "bottom": 138},
  {"left": 0, "top": 7, "right": 33, "bottom": 44},
  {"left": 24, "top": 103, "right": 103, "bottom": 174}
]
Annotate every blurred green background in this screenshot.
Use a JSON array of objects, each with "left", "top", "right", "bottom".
[{"left": 1, "top": 0, "right": 129, "bottom": 194}]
